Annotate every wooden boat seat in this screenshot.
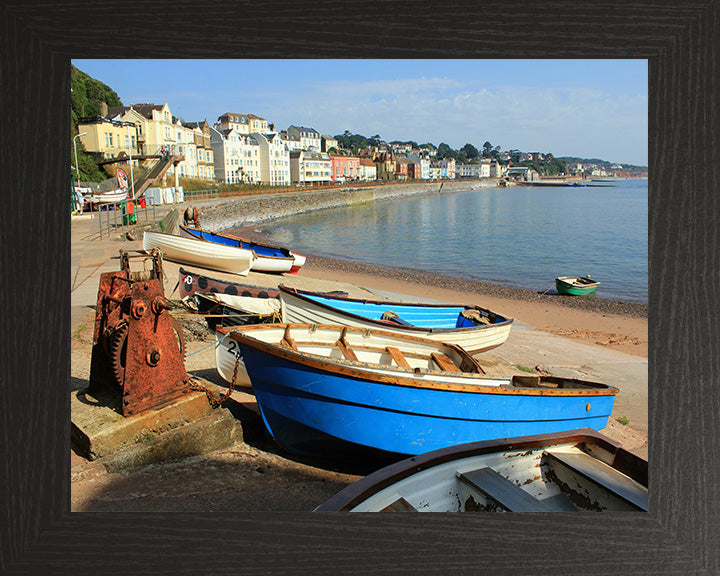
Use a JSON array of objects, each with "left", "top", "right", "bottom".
[
  {"left": 386, "top": 346, "right": 411, "bottom": 368},
  {"left": 379, "top": 496, "right": 418, "bottom": 512},
  {"left": 543, "top": 450, "right": 648, "bottom": 511},
  {"left": 458, "top": 467, "right": 553, "bottom": 512},
  {"left": 431, "top": 352, "right": 461, "bottom": 372}
]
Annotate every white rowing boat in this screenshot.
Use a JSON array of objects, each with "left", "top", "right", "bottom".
[{"left": 143, "top": 231, "right": 255, "bottom": 276}]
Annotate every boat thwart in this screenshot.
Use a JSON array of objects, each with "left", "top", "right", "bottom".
[{"left": 314, "top": 429, "right": 647, "bottom": 512}]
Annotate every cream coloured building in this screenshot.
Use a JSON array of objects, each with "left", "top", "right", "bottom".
[
  {"left": 289, "top": 150, "right": 331, "bottom": 185},
  {"left": 252, "top": 132, "right": 291, "bottom": 186},
  {"left": 210, "top": 127, "right": 262, "bottom": 183},
  {"left": 77, "top": 116, "right": 139, "bottom": 159},
  {"left": 216, "top": 112, "right": 268, "bottom": 135}
]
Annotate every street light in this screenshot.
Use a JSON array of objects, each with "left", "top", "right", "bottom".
[
  {"left": 73, "top": 132, "right": 87, "bottom": 182},
  {"left": 127, "top": 125, "right": 136, "bottom": 198}
]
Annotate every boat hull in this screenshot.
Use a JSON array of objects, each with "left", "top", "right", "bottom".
[
  {"left": 180, "top": 226, "right": 301, "bottom": 273},
  {"left": 178, "top": 267, "right": 279, "bottom": 299},
  {"left": 279, "top": 286, "right": 513, "bottom": 355},
  {"left": 224, "top": 324, "right": 617, "bottom": 459},
  {"left": 315, "top": 429, "right": 648, "bottom": 512},
  {"left": 555, "top": 276, "right": 600, "bottom": 296},
  {"left": 143, "top": 232, "right": 254, "bottom": 276}
]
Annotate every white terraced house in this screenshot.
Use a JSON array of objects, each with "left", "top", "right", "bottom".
[
  {"left": 210, "top": 127, "right": 261, "bottom": 184},
  {"left": 252, "top": 132, "right": 291, "bottom": 186}
]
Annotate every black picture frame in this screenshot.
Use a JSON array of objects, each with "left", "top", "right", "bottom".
[{"left": 1, "top": 1, "right": 717, "bottom": 573}]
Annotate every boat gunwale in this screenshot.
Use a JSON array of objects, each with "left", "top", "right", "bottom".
[
  {"left": 555, "top": 276, "right": 601, "bottom": 289},
  {"left": 314, "top": 429, "right": 643, "bottom": 511},
  {"left": 219, "top": 324, "right": 618, "bottom": 397},
  {"left": 278, "top": 284, "right": 515, "bottom": 333}
]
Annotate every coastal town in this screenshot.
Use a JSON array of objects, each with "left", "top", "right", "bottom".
[{"left": 72, "top": 66, "right": 647, "bottom": 202}]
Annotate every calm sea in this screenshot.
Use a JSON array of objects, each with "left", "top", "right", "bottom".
[{"left": 259, "top": 179, "right": 648, "bottom": 303}]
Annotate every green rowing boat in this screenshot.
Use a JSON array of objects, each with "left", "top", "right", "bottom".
[{"left": 555, "top": 276, "right": 600, "bottom": 296}]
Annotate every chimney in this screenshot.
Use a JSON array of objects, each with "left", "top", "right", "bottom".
[{"left": 100, "top": 101, "right": 108, "bottom": 117}]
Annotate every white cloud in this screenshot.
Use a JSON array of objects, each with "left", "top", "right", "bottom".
[{"left": 245, "top": 77, "right": 647, "bottom": 164}]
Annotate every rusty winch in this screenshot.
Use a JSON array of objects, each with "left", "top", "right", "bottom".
[{"left": 89, "top": 249, "right": 190, "bottom": 416}]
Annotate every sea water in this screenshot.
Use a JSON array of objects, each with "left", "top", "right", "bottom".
[{"left": 259, "top": 179, "right": 648, "bottom": 303}]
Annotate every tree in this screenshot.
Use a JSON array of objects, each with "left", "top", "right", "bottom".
[
  {"left": 482, "top": 141, "right": 494, "bottom": 158},
  {"left": 460, "top": 143, "right": 479, "bottom": 160},
  {"left": 437, "top": 142, "right": 454, "bottom": 159}
]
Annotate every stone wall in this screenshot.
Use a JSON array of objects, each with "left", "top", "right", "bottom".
[{"left": 197, "top": 179, "right": 495, "bottom": 231}]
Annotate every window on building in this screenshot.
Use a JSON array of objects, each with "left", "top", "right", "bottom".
[
  {"left": 104, "top": 133, "right": 109, "bottom": 147},
  {"left": 109, "top": 134, "right": 113, "bottom": 146}
]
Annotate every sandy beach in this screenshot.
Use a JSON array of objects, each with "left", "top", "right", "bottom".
[
  {"left": 70, "top": 212, "right": 648, "bottom": 512},
  {"left": 231, "top": 225, "right": 648, "bottom": 359}
]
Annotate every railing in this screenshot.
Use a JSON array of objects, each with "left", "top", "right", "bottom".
[
  {"left": 182, "top": 189, "right": 219, "bottom": 202},
  {"left": 95, "top": 198, "right": 157, "bottom": 240}
]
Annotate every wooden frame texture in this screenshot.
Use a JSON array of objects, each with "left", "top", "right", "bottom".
[{"left": 0, "top": 0, "right": 717, "bottom": 574}]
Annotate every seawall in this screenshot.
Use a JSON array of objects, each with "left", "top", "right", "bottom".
[{"left": 196, "top": 179, "right": 496, "bottom": 231}]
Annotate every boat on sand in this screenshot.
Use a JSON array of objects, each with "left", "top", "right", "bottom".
[
  {"left": 143, "top": 231, "right": 255, "bottom": 276},
  {"left": 314, "top": 429, "right": 648, "bottom": 512},
  {"left": 278, "top": 284, "right": 514, "bottom": 355},
  {"left": 179, "top": 225, "right": 305, "bottom": 274},
  {"left": 215, "top": 323, "right": 618, "bottom": 458}
]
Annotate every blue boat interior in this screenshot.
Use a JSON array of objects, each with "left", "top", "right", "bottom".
[
  {"left": 303, "top": 293, "right": 502, "bottom": 328},
  {"left": 187, "top": 228, "right": 290, "bottom": 258}
]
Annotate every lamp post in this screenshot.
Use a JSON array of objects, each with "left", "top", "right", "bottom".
[
  {"left": 127, "top": 125, "right": 136, "bottom": 198},
  {"left": 73, "top": 132, "right": 87, "bottom": 182}
]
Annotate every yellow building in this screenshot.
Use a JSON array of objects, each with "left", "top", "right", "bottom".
[{"left": 77, "top": 116, "right": 138, "bottom": 159}]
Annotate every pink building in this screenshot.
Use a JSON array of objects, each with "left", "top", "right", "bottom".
[{"left": 329, "top": 155, "right": 360, "bottom": 182}]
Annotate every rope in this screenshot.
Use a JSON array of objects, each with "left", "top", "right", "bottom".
[
  {"left": 531, "top": 284, "right": 556, "bottom": 300},
  {"left": 185, "top": 340, "right": 220, "bottom": 357}
]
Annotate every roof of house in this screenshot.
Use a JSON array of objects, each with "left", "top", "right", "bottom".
[
  {"left": 219, "top": 112, "right": 266, "bottom": 122},
  {"left": 359, "top": 158, "right": 376, "bottom": 167},
  {"left": 289, "top": 125, "right": 320, "bottom": 136}
]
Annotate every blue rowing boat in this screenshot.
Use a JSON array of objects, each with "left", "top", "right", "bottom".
[
  {"left": 216, "top": 323, "right": 618, "bottom": 459},
  {"left": 179, "top": 225, "right": 306, "bottom": 274},
  {"left": 278, "top": 284, "right": 513, "bottom": 354}
]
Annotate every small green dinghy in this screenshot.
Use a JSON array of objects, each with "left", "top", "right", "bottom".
[{"left": 555, "top": 276, "right": 600, "bottom": 296}]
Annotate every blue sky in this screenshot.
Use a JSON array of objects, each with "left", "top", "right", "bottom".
[{"left": 73, "top": 59, "right": 648, "bottom": 166}]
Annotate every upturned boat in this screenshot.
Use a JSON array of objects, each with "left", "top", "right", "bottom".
[
  {"left": 194, "top": 292, "right": 281, "bottom": 329},
  {"left": 555, "top": 276, "right": 600, "bottom": 296},
  {"left": 278, "top": 284, "right": 513, "bottom": 354},
  {"left": 215, "top": 323, "right": 618, "bottom": 458},
  {"left": 143, "top": 231, "right": 255, "bottom": 276},
  {"left": 314, "top": 429, "right": 647, "bottom": 512},
  {"left": 178, "top": 267, "right": 280, "bottom": 299},
  {"left": 85, "top": 189, "right": 128, "bottom": 204},
  {"left": 179, "top": 225, "right": 306, "bottom": 274}
]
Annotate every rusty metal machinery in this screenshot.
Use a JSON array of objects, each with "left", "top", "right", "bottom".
[{"left": 89, "top": 249, "right": 190, "bottom": 416}]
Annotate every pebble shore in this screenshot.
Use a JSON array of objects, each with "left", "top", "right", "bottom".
[{"left": 229, "top": 226, "right": 648, "bottom": 319}]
